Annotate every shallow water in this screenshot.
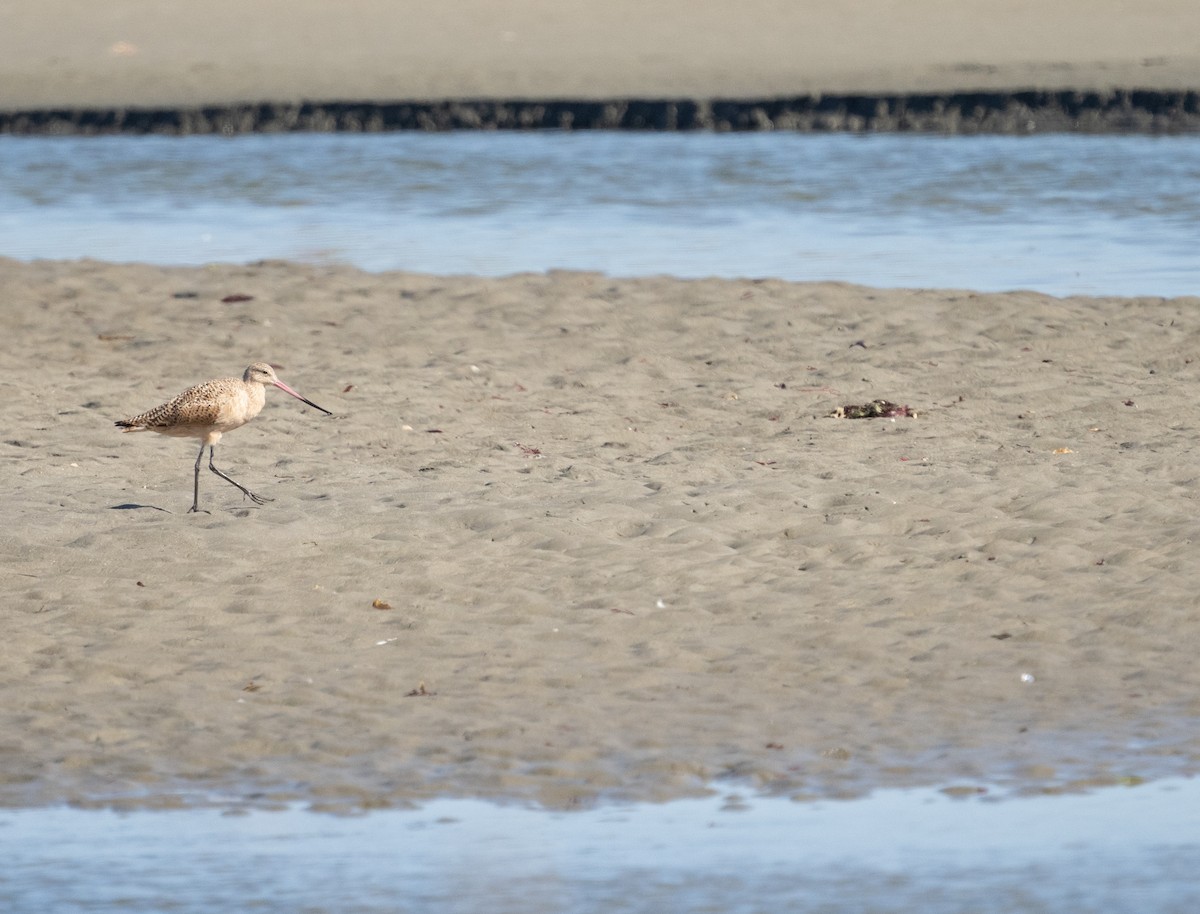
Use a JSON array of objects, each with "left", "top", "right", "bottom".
[
  {"left": 3, "top": 778, "right": 1199, "bottom": 913},
  {"left": 1, "top": 133, "right": 1198, "bottom": 296}
]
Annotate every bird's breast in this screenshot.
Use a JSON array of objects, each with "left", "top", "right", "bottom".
[{"left": 212, "top": 383, "right": 266, "bottom": 432}]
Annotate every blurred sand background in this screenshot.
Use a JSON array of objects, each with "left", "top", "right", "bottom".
[{"left": 2, "top": 1, "right": 1199, "bottom": 110}]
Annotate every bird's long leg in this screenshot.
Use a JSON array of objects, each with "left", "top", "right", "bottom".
[
  {"left": 189, "top": 441, "right": 206, "bottom": 513},
  {"left": 207, "top": 445, "right": 272, "bottom": 506}
]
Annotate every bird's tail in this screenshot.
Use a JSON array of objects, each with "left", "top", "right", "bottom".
[{"left": 114, "top": 420, "right": 144, "bottom": 432}]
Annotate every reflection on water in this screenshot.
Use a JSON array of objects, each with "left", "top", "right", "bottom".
[
  {"left": 3, "top": 778, "right": 1199, "bottom": 913},
  {"left": 1, "top": 133, "right": 1198, "bottom": 296}
]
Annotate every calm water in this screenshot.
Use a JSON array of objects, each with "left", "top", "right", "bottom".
[
  {"left": 3, "top": 779, "right": 1199, "bottom": 913},
  {"left": 1, "top": 133, "right": 1198, "bottom": 296}
]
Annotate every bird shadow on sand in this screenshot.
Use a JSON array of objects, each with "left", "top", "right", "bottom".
[{"left": 110, "top": 503, "right": 174, "bottom": 513}]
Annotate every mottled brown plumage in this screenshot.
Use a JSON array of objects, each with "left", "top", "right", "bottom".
[{"left": 116, "top": 362, "right": 331, "bottom": 512}]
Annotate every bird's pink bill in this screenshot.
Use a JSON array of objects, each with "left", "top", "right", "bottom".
[{"left": 273, "top": 380, "right": 333, "bottom": 416}]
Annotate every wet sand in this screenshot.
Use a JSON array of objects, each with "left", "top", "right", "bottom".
[{"left": 3, "top": 258, "right": 1200, "bottom": 810}]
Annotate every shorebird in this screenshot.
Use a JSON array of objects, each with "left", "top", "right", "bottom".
[{"left": 116, "top": 362, "right": 332, "bottom": 512}]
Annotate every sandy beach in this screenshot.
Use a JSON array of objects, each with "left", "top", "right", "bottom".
[
  {"left": 2, "top": 258, "right": 1199, "bottom": 810},
  {"left": 4, "top": 1, "right": 1200, "bottom": 110}
]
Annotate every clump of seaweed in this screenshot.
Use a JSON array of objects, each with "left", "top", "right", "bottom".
[{"left": 829, "top": 399, "right": 918, "bottom": 419}]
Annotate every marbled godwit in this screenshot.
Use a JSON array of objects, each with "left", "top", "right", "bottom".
[{"left": 116, "top": 362, "right": 332, "bottom": 512}]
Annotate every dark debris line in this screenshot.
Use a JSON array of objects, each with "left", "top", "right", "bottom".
[{"left": 2, "top": 90, "right": 1200, "bottom": 135}]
